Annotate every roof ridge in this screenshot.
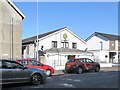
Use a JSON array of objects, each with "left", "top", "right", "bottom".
[
  {"left": 95, "top": 32, "right": 119, "bottom": 37},
  {"left": 22, "top": 27, "right": 67, "bottom": 43}
]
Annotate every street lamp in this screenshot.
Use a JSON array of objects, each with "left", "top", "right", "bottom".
[
  {"left": 36, "top": 0, "right": 39, "bottom": 61},
  {"left": 100, "top": 41, "right": 103, "bottom": 50}
]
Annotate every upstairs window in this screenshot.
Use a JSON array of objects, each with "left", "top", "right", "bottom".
[
  {"left": 52, "top": 41, "right": 57, "bottom": 48},
  {"left": 72, "top": 43, "right": 77, "bottom": 49},
  {"left": 61, "top": 42, "right": 69, "bottom": 48}
]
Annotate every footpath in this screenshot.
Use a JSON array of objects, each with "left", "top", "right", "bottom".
[{"left": 53, "top": 66, "right": 119, "bottom": 75}]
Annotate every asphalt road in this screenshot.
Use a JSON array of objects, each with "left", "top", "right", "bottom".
[{"left": 2, "top": 68, "right": 119, "bottom": 89}]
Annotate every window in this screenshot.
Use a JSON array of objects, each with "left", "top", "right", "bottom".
[
  {"left": 3, "top": 61, "right": 23, "bottom": 69},
  {"left": 19, "top": 60, "right": 28, "bottom": 66},
  {"left": 85, "top": 59, "right": 93, "bottom": 63},
  {"left": 61, "top": 42, "right": 69, "bottom": 48},
  {"left": 30, "top": 60, "right": 42, "bottom": 66},
  {"left": 72, "top": 43, "right": 77, "bottom": 49},
  {"left": 67, "top": 59, "right": 75, "bottom": 63},
  {"left": 30, "top": 60, "right": 37, "bottom": 66},
  {"left": 52, "top": 41, "right": 57, "bottom": 48},
  {"left": 80, "top": 59, "right": 86, "bottom": 62}
]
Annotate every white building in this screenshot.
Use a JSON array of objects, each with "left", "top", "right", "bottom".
[
  {"left": 86, "top": 32, "right": 120, "bottom": 64},
  {"left": 22, "top": 27, "right": 93, "bottom": 70}
]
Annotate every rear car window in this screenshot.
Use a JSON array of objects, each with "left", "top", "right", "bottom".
[{"left": 67, "top": 59, "right": 75, "bottom": 63}]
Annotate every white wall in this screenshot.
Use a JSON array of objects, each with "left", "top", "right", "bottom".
[
  {"left": 86, "top": 35, "right": 109, "bottom": 50},
  {"left": 99, "top": 51, "right": 109, "bottom": 63},
  {"left": 38, "top": 29, "right": 87, "bottom": 51},
  {"left": 115, "top": 40, "right": 118, "bottom": 50},
  {"left": 89, "top": 50, "right": 109, "bottom": 63}
]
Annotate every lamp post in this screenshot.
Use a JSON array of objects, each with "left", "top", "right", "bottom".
[
  {"left": 100, "top": 41, "right": 103, "bottom": 50},
  {"left": 36, "top": 0, "right": 39, "bottom": 61}
]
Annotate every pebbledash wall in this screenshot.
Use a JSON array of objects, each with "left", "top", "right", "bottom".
[{"left": 0, "top": 0, "right": 25, "bottom": 60}]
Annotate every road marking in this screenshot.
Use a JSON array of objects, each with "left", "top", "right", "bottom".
[{"left": 59, "top": 83, "right": 75, "bottom": 88}]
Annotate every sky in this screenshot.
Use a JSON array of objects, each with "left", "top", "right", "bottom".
[{"left": 14, "top": 2, "right": 118, "bottom": 40}]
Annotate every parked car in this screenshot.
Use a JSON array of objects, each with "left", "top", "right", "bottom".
[
  {"left": 65, "top": 58, "right": 100, "bottom": 74},
  {"left": 16, "top": 58, "right": 54, "bottom": 76},
  {"left": 0, "top": 59, "right": 46, "bottom": 85}
]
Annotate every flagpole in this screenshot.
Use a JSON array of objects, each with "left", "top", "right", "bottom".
[{"left": 36, "top": 0, "right": 39, "bottom": 61}]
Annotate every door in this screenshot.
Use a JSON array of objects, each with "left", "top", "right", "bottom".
[
  {"left": 9, "top": 61, "right": 30, "bottom": 82},
  {"left": 85, "top": 59, "right": 94, "bottom": 70},
  {"left": 29, "top": 60, "right": 44, "bottom": 70}
]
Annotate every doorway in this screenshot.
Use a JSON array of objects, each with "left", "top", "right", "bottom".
[
  {"left": 109, "top": 52, "right": 116, "bottom": 63},
  {"left": 68, "top": 55, "right": 75, "bottom": 60}
]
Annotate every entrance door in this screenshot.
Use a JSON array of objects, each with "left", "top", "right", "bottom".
[
  {"left": 68, "top": 55, "right": 75, "bottom": 60},
  {"left": 109, "top": 52, "right": 116, "bottom": 63}
]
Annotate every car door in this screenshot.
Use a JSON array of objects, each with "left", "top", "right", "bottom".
[
  {"left": 9, "top": 61, "right": 30, "bottom": 82},
  {"left": 2, "top": 60, "right": 15, "bottom": 84},
  {"left": 85, "top": 59, "right": 93, "bottom": 70},
  {"left": 29, "top": 60, "right": 43, "bottom": 70}
]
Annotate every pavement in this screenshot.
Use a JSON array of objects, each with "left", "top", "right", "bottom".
[{"left": 53, "top": 66, "right": 119, "bottom": 76}]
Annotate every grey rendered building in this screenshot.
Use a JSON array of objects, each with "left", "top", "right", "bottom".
[{"left": 0, "top": 0, "right": 25, "bottom": 60}]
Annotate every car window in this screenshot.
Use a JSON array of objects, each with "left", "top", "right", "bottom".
[
  {"left": 4, "top": 61, "right": 23, "bottom": 69},
  {"left": 67, "top": 59, "right": 75, "bottom": 63},
  {"left": 19, "top": 60, "right": 28, "bottom": 66},
  {"left": 80, "top": 59, "right": 86, "bottom": 62},
  {"left": 30, "top": 60, "right": 38, "bottom": 66},
  {"left": 85, "top": 59, "right": 93, "bottom": 63},
  {"left": 37, "top": 62, "right": 43, "bottom": 66}
]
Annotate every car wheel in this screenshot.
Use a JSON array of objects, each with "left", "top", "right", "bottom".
[
  {"left": 95, "top": 66, "right": 100, "bottom": 72},
  {"left": 46, "top": 70, "right": 51, "bottom": 76},
  {"left": 31, "top": 74, "right": 42, "bottom": 85},
  {"left": 77, "top": 67, "right": 83, "bottom": 74}
]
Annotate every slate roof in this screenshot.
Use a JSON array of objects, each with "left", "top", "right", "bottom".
[
  {"left": 22, "top": 27, "right": 66, "bottom": 44},
  {"left": 86, "top": 32, "right": 120, "bottom": 41}
]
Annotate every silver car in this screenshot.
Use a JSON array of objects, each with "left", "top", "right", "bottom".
[{"left": 0, "top": 60, "right": 46, "bottom": 85}]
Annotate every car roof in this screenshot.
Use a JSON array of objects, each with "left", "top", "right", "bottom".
[
  {"left": 74, "top": 58, "right": 88, "bottom": 60},
  {"left": 0, "top": 59, "right": 15, "bottom": 61},
  {"left": 17, "top": 58, "right": 37, "bottom": 60},
  {"left": 0, "top": 59, "right": 23, "bottom": 64}
]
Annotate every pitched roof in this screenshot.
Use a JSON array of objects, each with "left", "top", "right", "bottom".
[
  {"left": 7, "top": 0, "right": 25, "bottom": 19},
  {"left": 86, "top": 32, "right": 120, "bottom": 41},
  {"left": 22, "top": 27, "right": 66, "bottom": 44},
  {"left": 44, "top": 48, "right": 92, "bottom": 54}
]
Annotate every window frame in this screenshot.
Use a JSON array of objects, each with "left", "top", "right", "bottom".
[
  {"left": 52, "top": 41, "right": 57, "bottom": 48},
  {"left": 72, "top": 42, "right": 77, "bottom": 49}
]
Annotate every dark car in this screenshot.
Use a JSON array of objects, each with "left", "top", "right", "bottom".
[
  {"left": 0, "top": 60, "right": 47, "bottom": 85},
  {"left": 65, "top": 58, "right": 100, "bottom": 74},
  {"left": 16, "top": 58, "right": 54, "bottom": 76}
]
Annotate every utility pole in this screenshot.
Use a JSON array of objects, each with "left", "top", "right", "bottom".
[{"left": 36, "top": 0, "right": 39, "bottom": 61}]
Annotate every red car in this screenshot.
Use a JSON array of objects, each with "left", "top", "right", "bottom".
[
  {"left": 65, "top": 58, "right": 100, "bottom": 74},
  {"left": 16, "top": 58, "right": 54, "bottom": 76}
]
